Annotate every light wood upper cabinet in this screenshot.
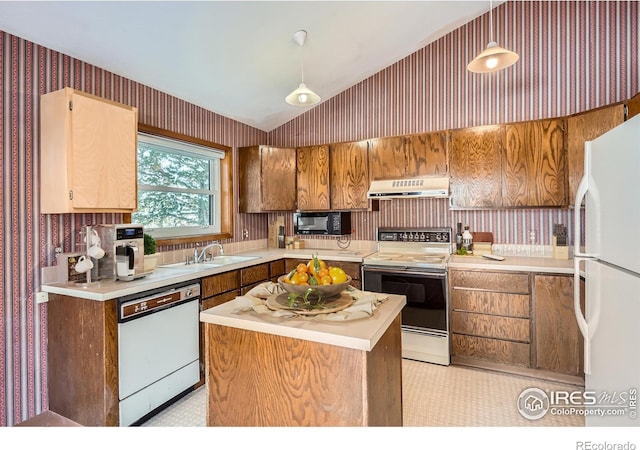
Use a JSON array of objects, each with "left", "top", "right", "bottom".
[
  {"left": 296, "top": 145, "right": 330, "bottom": 211},
  {"left": 238, "top": 145, "right": 296, "bottom": 213},
  {"left": 40, "top": 87, "right": 138, "bottom": 213},
  {"left": 503, "top": 118, "right": 566, "bottom": 207},
  {"left": 329, "top": 141, "right": 369, "bottom": 210},
  {"left": 449, "top": 125, "right": 504, "bottom": 208},
  {"left": 368, "top": 132, "right": 448, "bottom": 181},
  {"left": 566, "top": 104, "right": 625, "bottom": 205},
  {"left": 627, "top": 91, "right": 640, "bottom": 120}
]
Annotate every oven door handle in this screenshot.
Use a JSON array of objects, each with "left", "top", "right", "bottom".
[{"left": 363, "top": 266, "right": 447, "bottom": 278}]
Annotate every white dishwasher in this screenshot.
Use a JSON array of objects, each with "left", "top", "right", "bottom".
[{"left": 117, "top": 281, "right": 200, "bottom": 426}]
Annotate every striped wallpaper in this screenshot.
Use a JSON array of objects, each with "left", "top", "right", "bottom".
[
  {"left": 268, "top": 0, "right": 638, "bottom": 247},
  {"left": 0, "top": 1, "right": 638, "bottom": 426},
  {"left": 0, "top": 32, "right": 266, "bottom": 425}
]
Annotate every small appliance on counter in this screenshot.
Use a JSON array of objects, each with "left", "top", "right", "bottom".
[
  {"left": 552, "top": 224, "right": 569, "bottom": 259},
  {"left": 94, "top": 224, "right": 149, "bottom": 281}
]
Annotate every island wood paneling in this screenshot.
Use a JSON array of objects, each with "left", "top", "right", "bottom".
[
  {"left": 204, "top": 314, "right": 402, "bottom": 426},
  {"left": 296, "top": 145, "right": 330, "bottom": 210},
  {"left": 47, "top": 295, "right": 119, "bottom": 426},
  {"left": 449, "top": 125, "right": 504, "bottom": 208},
  {"left": 503, "top": 119, "right": 566, "bottom": 207}
]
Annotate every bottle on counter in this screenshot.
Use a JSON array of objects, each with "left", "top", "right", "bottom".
[
  {"left": 462, "top": 225, "right": 473, "bottom": 254},
  {"left": 456, "top": 223, "right": 463, "bottom": 251}
]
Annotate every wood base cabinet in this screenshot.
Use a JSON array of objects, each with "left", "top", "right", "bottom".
[
  {"left": 533, "top": 274, "right": 584, "bottom": 377},
  {"left": 449, "top": 270, "right": 531, "bottom": 368},
  {"left": 47, "top": 295, "right": 119, "bottom": 426}
]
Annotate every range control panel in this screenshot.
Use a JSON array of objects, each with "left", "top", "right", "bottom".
[{"left": 377, "top": 227, "right": 452, "bottom": 244}]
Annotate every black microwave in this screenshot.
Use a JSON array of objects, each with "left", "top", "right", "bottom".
[{"left": 293, "top": 212, "right": 352, "bottom": 236}]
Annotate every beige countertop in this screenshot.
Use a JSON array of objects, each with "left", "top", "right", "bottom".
[
  {"left": 200, "top": 293, "right": 406, "bottom": 352},
  {"left": 40, "top": 248, "right": 376, "bottom": 301},
  {"left": 449, "top": 254, "right": 575, "bottom": 274},
  {"left": 41, "top": 245, "right": 578, "bottom": 301}
]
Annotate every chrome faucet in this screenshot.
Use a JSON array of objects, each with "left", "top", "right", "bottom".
[{"left": 194, "top": 242, "right": 224, "bottom": 263}]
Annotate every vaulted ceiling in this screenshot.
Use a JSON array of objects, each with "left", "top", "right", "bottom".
[{"left": 0, "top": 1, "right": 496, "bottom": 131}]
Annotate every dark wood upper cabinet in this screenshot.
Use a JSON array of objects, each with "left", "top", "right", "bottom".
[
  {"left": 503, "top": 119, "right": 566, "bottom": 207},
  {"left": 449, "top": 125, "right": 504, "bottom": 208},
  {"left": 368, "top": 132, "right": 448, "bottom": 181},
  {"left": 329, "top": 141, "right": 370, "bottom": 210},
  {"left": 238, "top": 145, "right": 296, "bottom": 212},
  {"left": 296, "top": 145, "right": 330, "bottom": 211},
  {"left": 405, "top": 131, "right": 448, "bottom": 177},
  {"left": 368, "top": 136, "right": 405, "bottom": 181},
  {"left": 566, "top": 104, "right": 625, "bottom": 206}
]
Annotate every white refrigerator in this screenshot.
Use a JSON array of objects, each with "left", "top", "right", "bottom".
[{"left": 574, "top": 113, "right": 640, "bottom": 426}]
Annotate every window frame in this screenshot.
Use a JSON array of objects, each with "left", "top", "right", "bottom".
[{"left": 127, "top": 124, "right": 234, "bottom": 247}]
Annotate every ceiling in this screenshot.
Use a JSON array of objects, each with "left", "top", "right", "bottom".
[{"left": 0, "top": 1, "right": 496, "bottom": 132}]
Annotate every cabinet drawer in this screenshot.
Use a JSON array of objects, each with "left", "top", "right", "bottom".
[
  {"left": 450, "top": 311, "right": 530, "bottom": 342},
  {"left": 450, "top": 270, "right": 530, "bottom": 294},
  {"left": 269, "top": 259, "right": 286, "bottom": 278},
  {"left": 201, "top": 290, "right": 239, "bottom": 310},
  {"left": 240, "top": 263, "right": 270, "bottom": 286},
  {"left": 451, "top": 334, "right": 530, "bottom": 367},
  {"left": 450, "top": 290, "right": 530, "bottom": 318},
  {"left": 201, "top": 271, "right": 239, "bottom": 298}
]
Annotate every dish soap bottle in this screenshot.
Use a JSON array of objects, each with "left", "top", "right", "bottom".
[
  {"left": 456, "top": 223, "right": 463, "bottom": 251},
  {"left": 462, "top": 226, "right": 473, "bottom": 254}
]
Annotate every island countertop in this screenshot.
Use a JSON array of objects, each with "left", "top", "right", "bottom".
[{"left": 200, "top": 293, "right": 406, "bottom": 352}]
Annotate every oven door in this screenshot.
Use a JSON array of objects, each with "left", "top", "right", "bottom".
[{"left": 362, "top": 266, "right": 448, "bottom": 334}]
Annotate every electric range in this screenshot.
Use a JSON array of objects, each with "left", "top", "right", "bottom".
[{"left": 362, "top": 227, "right": 453, "bottom": 365}]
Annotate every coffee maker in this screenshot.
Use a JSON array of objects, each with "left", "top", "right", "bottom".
[{"left": 94, "top": 224, "right": 146, "bottom": 281}]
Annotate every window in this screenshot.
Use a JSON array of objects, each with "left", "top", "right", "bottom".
[{"left": 132, "top": 132, "right": 226, "bottom": 239}]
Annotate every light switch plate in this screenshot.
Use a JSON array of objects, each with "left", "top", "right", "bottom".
[{"left": 36, "top": 292, "right": 48, "bottom": 304}]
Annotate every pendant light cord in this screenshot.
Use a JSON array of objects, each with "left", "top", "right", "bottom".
[{"left": 489, "top": 0, "right": 493, "bottom": 42}]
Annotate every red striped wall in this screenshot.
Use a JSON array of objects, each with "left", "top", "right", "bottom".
[{"left": 268, "top": 1, "right": 638, "bottom": 244}]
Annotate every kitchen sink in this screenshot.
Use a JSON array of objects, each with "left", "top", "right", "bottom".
[
  {"left": 156, "top": 255, "right": 260, "bottom": 271},
  {"left": 205, "top": 255, "right": 260, "bottom": 265}
]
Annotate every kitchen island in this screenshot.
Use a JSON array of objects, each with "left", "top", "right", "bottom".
[{"left": 200, "top": 293, "right": 406, "bottom": 426}]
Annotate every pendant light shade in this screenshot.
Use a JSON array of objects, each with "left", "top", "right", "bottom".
[
  {"left": 468, "top": 1, "right": 519, "bottom": 73},
  {"left": 467, "top": 41, "right": 519, "bottom": 73},
  {"left": 286, "top": 30, "right": 321, "bottom": 106}
]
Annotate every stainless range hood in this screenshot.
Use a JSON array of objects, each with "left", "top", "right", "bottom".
[{"left": 367, "top": 176, "right": 450, "bottom": 199}]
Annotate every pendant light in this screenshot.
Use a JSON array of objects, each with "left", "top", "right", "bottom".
[
  {"left": 285, "top": 30, "right": 321, "bottom": 106},
  {"left": 468, "top": 0, "right": 519, "bottom": 73}
]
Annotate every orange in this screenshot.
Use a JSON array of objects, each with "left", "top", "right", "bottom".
[{"left": 306, "top": 257, "right": 327, "bottom": 277}]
